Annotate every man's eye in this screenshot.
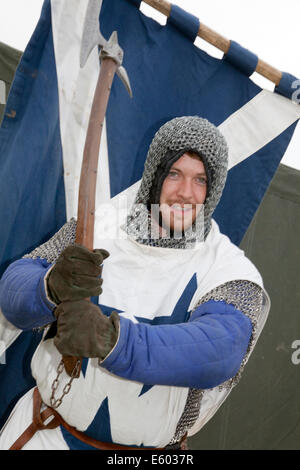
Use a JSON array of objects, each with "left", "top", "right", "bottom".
[
  {"left": 168, "top": 171, "right": 179, "bottom": 178},
  {"left": 196, "top": 177, "right": 207, "bottom": 185}
]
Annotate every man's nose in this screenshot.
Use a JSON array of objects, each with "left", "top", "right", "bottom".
[{"left": 176, "top": 178, "right": 193, "bottom": 201}]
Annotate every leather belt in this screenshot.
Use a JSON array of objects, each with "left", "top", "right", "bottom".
[{"left": 9, "top": 388, "right": 184, "bottom": 451}]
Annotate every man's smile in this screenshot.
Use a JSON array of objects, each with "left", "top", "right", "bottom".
[{"left": 169, "top": 204, "right": 194, "bottom": 214}]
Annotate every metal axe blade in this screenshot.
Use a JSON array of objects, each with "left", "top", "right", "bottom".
[
  {"left": 117, "top": 66, "right": 133, "bottom": 98},
  {"left": 80, "top": 0, "right": 132, "bottom": 97},
  {"left": 80, "top": 0, "right": 104, "bottom": 68}
]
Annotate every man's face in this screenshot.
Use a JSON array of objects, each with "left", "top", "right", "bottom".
[{"left": 159, "top": 153, "right": 207, "bottom": 233}]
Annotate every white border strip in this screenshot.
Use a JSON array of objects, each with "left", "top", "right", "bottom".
[
  {"left": 50, "top": 0, "right": 111, "bottom": 220},
  {"left": 219, "top": 89, "right": 300, "bottom": 170}
]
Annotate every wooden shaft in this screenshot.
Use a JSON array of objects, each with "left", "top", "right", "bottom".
[
  {"left": 63, "top": 57, "right": 118, "bottom": 378},
  {"left": 142, "top": 0, "right": 282, "bottom": 85},
  {"left": 76, "top": 58, "right": 118, "bottom": 249},
  {"left": 198, "top": 23, "right": 230, "bottom": 54},
  {"left": 256, "top": 59, "right": 282, "bottom": 86}
]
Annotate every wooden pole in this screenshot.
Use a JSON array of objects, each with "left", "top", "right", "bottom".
[
  {"left": 76, "top": 58, "right": 118, "bottom": 250},
  {"left": 62, "top": 58, "right": 119, "bottom": 378},
  {"left": 142, "top": 0, "right": 282, "bottom": 86}
]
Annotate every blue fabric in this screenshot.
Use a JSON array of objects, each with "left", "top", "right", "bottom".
[
  {"left": 0, "top": 258, "right": 55, "bottom": 330},
  {"left": 135, "top": 273, "right": 197, "bottom": 325},
  {"left": 128, "top": 0, "right": 141, "bottom": 7},
  {"left": 135, "top": 273, "right": 197, "bottom": 395},
  {"left": 60, "top": 397, "right": 112, "bottom": 450},
  {"left": 60, "top": 426, "right": 98, "bottom": 451},
  {"left": 168, "top": 4, "right": 200, "bottom": 42},
  {"left": 224, "top": 40, "right": 258, "bottom": 77},
  {"left": 214, "top": 121, "right": 298, "bottom": 242},
  {"left": 0, "top": 0, "right": 66, "bottom": 278},
  {"left": 102, "top": 300, "right": 252, "bottom": 389},
  {"left": 275, "top": 72, "right": 299, "bottom": 100}
]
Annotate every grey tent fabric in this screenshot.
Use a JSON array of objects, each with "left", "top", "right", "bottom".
[
  {"left": 189, "top": 163, "right": 300, "bottom": 450},
  {"left": 0, "top": 42, "right": 22, "bottom": 124}
]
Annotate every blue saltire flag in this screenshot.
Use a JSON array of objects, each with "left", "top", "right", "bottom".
[{"left": 0, "top": 0, "right": 299, "bottom": 427}]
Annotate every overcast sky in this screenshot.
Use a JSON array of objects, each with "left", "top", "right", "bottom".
[
  {"left": 1, "top": 0, "right": 300, "bottom": 168},
  {"left": 1, "top": 0, "right": 299, "bottom": 80}
]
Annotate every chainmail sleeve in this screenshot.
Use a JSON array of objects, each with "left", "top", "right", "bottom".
[
  {"left": 167, "top": 279, "right": 265, "bottom": 447},
  {"left": 22, "top": 219, "right": 77, "bottom": 263}
]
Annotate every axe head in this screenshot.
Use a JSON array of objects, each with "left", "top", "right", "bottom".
[
  {"left": 80, "top": 0, "right": 105, "bottom": 68},
  {"left": 80, "top": 0, "right": 132, "bottom": 97}
]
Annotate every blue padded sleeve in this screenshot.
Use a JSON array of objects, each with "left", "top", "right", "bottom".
[
  {"left": 101, "top": 300, "right": 252, "bottom": 389},
  {"left": 0, "top": 258, "right": 56, "bottom": 330}
]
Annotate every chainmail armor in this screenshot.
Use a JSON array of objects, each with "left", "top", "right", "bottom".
[
  {"left": 167, "top": 388, "right": 204, "bottom": 446},
  {"left": 167, "top": 279, "right": 264, "bottom": 445},
  {"left": 125, "top": 117, "right": 228, "bottom": 248},
  {"left": 194, "top": 279, "right": 264, "bottom": 389},
  {"left": 23, "top": 218, "right": 77, "bottom": 263}
]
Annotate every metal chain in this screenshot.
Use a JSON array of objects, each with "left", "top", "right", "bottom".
[{"left": 50, "top": 359, "right": 81, "bottom": 409}]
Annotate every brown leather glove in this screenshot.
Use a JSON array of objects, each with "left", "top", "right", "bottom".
[
  {"left": 47, "top": 244, "right": 109, "bottom": 304},
  {"left": 53, "top": 300, "right": 119, "bottom": 360}
]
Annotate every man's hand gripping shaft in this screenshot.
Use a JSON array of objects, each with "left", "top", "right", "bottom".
[
  {"left": 46, "top": 244, "right": 119, "bottom": 400},
  {"left": 47, "top": 244, "right": 109, "bottom": 304}
]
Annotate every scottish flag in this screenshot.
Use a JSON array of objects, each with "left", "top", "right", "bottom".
[{"left": 0, "top": 0, "right": 299, "bottom": 427}]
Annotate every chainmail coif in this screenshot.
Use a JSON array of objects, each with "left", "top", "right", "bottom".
[{"left": 125, "top": 116, "right": 228, "bottom": 248}]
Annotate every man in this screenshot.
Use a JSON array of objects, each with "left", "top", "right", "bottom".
[{"left": 0, "top": 116, "right": 270, "bottom": 450}]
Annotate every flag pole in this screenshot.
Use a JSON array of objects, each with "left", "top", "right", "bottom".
[{"left": 143, "top": 0, "right": 282, "bottom": 86}]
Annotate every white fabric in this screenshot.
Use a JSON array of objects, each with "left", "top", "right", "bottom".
[
  {"left": 0, "top": 191, "right": 270, "bottom": 450},
  {"left": 219, "top": 89, "right": 300, "bottom": 170},
  {"left": 50, "top": 0, "right": 111, "bottom": 220},
  {"left": 0, "top": 388, "right": 68, "bottom": 450},
  {"left": 22, "top": 183, "right": 270, "bottom": 449},
  {"left": 0, "top": 309, "right": 21, "bottom": 358}
]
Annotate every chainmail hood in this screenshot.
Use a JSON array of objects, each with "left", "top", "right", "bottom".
[{"left": 125, "top": 116, "right": 228, "bottom": 248}]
